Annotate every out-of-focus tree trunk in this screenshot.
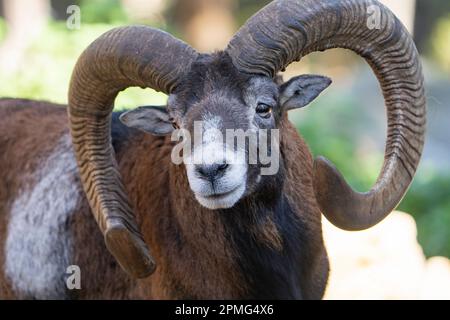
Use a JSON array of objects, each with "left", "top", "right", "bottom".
[
  {"left": 414, "top": 0, "right": 450, "bottom": 54},
  {"left": 50, "top": 0, "right": 78, "bottom": 21},
  {"left": 121, "top": 0, "right": 167, "bottom": 25},
  {"left": 0, "top": 0, "right": 50, "bottom": 72},
  {"left": 174, "top": 0, "right": 236, "bottom": 52}
]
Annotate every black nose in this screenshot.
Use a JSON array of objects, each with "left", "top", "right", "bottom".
[{"left": 196, "top": 163, "right": 229, "bottom": 181}]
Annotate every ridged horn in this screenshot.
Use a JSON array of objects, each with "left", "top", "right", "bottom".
[
  {"left": 68, "top": 26, "right": 198, "bottom": 277},
  {"left": 227, "top": 0, "right": 426, "bottom": 230}
]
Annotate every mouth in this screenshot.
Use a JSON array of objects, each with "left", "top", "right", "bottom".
[
  {"left": 201, "top": 187, "right": 240, "bottom": 200},
  {"left": 194, "top": 183, "right": 246, "bottom": 210}
]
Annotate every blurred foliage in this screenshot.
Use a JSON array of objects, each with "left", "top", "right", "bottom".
[
  {"left": 415, "top": 0, "right": 450, "bottom": 56},
  {"left": 399, "top": 168, "right": 450, "bottom": 258},
  {"left": 0, "top": 17, "right": 5, "bottom": 40},
  {"left": 235, "top": 0, "right": 272, "bottom": 26},
  {"left": 78, "top": 0, "right": 129, "bottom": 24},
  {"left": 0, "top": 19, "right": 167, "bottom": 107},
  {"left": 431, "top": 14, "right": 450, "bottom": 72},
  {"left": 294, "top": 96, "right": 382, "bottom": 193},
  {"left": 0, "top": 0, "right": 449, "bottom": 259},
  {"left": 296, "top": 93, "right": 450, "bottom": 259}
]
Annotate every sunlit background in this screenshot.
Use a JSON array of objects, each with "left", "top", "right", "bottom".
[{"left": 0, "top": 0, "right": 449, "bottom": 299}]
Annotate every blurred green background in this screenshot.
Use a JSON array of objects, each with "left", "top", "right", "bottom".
[{"left": 0, "top": 0, "right": 449, "bottom": 258}]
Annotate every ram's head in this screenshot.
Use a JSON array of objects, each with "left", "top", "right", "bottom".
[
  {"left": 120, "top": 52, "right": 331, "bottom": 210},
  {"left": 68, "top": 0, "right": 426, "bottom": 278}
]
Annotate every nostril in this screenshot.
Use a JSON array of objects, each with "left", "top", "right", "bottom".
[
  {"left": 196, "top": 166, "right": 206, "bottom": 177},
  {"left": 196, "top": 163, "right": 229, "bottom": 180}
]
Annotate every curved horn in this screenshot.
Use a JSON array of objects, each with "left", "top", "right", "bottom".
[
  {"left": 68, "top": 26, "right": 198, "bottom": 277},
  {"left": 227, "top": 0, "right": 426, "bottom": 231}
]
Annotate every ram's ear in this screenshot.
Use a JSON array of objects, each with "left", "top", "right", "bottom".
[
  {"left": 120, "top": 106, "right": 174, "bottom": 136},
  {"left": 279, "top": 75, "right": 332, "bottom": 111}
]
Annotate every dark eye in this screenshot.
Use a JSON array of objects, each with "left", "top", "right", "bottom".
[
  {"left": 256, "top": 103, "right": 273, "bottom": 119},
  {"left": 169, "top": 118, "right": 179, "bottom": 129}
]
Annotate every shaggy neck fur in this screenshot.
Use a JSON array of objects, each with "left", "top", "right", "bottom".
[{"left": 113, "top": 113, "right": 307, "bottom": 299}]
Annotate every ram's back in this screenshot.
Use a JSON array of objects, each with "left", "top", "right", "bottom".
[
  {"left": 0, "top": 99, "right": 161, "bottom": 299},
  {"left": 0, "top": 99, "right": 80, "bottom": 298},
  {"left": 0, "top": 99, "right": 71, "bottom": 213}
]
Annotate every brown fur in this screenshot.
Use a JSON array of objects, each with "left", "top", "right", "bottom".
[
  {"left": 0, "top": 99, "right": 69, "bottom": 299},
  {"left": 0, "top": 99, "right": 328, "bottom": 299}
]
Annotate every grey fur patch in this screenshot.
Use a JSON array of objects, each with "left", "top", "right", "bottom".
[{"left": 5, "top": 134, "right": 82, "bottom": 299}]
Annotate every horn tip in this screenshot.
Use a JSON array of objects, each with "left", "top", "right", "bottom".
[
  {"left": 313, "top": 156, "right": 362, "bottom": 231},
  {"left": 105, "top": 224, "right": 156, "bottom": 279}
]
